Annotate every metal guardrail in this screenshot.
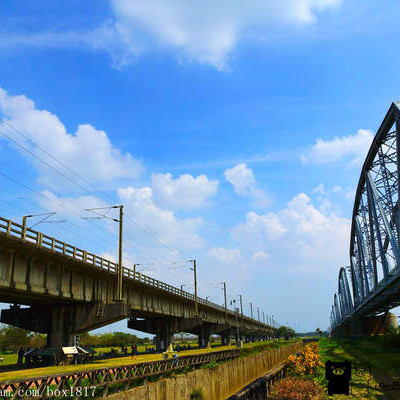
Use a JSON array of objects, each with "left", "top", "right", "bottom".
[
  {"left": 0, "top": 216, "right": 267, "bottom": 327},
  {"left": 0, "top": 349, "right": 240, "bottom": 399}
]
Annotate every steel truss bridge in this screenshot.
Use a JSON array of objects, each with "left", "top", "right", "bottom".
[{"left": 331, "top": 102, "right": 400, "bottom": 335}]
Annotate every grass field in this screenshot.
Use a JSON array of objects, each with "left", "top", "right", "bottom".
[
  {"left": 0, "top": 353, "right": 17, "bottom": 366},
  {"left": 0, "top": 340, "right": 281, "bottom": 382},
  {"left": 317, "top": 337, "right": 400, "bottom": 400}
]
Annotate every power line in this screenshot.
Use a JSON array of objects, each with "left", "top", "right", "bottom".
[
  {"left": 0, "top": 170, "right": 117, "bottom": 243},
  {"left": 0, "top": 122, "right": 190, "bottom": 262}
]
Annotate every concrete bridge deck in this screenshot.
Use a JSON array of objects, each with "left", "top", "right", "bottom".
[{"left": 0, "top": 216, "right": 273, "bottom": 349}]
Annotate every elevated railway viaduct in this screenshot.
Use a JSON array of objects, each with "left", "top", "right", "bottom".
[{"left": 0, "top": 217, "right": 273, "bottom": 349}]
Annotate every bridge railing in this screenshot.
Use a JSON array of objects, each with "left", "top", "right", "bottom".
[
  {"left": 0, "top": 216, "right": 265, "bottom": 326},
  {"left": 0, "top": 349, "right": 240, "bottom": 399}
]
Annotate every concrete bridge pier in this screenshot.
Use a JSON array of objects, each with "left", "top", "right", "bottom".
[
  {"left": 197, "top": 324, "right": 211, "bottom": 348},
  {"left": 155, "top": 319, "right": 175, "bottom": 352},
  {"left": 221, "top": 329, "right": 231, "bottom": 345},
  {"left": 332, "top": 312, "right": 398, "bottom": 337},
  {"left": 1, "top": 302, "right": 130, "bottom": 347}
]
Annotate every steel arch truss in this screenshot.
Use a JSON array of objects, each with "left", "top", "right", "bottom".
[{"left": 331, "top": 102, "right": 400, "bottom": 329}]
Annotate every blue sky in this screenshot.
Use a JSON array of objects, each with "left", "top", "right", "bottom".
[{"left": 0, "top": 0, "right": 399, "bottom": 334}]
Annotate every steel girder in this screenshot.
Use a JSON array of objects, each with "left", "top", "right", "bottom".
[{"left": 331, "top": 102, "right": 400, "bottom": 329}]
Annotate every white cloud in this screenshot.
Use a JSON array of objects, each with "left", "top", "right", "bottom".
[
  {"left": 224, "top": 163, "right": 255, "bottom": 195},
  {"left": 232, "top": 193, "right": 349, "bottom": 272},
  {"left": 38, "top": 190, "right": 108, "bottom": 215},
  {"left": 0, "top": 1, "right": 342, "bottom": 69},
  {"left": 312, "top": 183, "right": 325, "bottom": 194},
  {"left": 110, "top": 0, "right": 342, "bottom": 69},
  {"left": 252, "top": 251, "right": 270, "bottom": 261},
  {"left": 224, "top": 163, "right": 270, "bottom": 207},
  {"left": 301, "top": 129, "right": 374, "bottom": 165},
  {"left": 208, "top": 247, "right": 241, "bottom": 263},
  {"left": 0, "top": 87, "right": 143, "bottom": 188},
  {"left": 117, "top": 186, "right": 204, "bottom": 252},
  {"left": 151, "top": 172, "right": 218, "bottom": 210}
]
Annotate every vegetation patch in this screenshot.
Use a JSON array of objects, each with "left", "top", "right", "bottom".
[
  {"left": 190, "top": 387, "right": 203, "bottom": 400},
  {"left": 270, "top": 376, "right": 323, "bottom": 400}
]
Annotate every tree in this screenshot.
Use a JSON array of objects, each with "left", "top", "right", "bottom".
[
  {"left": 277, "top": 326, "right": 296, "bottom": 340},
  {"left": 0, "top": 326, "right": 31, "bottom": 352},
  {"left": 30, "top": 333, "right": 46, "bottom": 348}
]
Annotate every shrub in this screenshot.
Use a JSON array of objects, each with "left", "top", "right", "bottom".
[
  {"left": 202, "top": 361, "right": 218, "bottom": 369},
  {"left": 190, "top": 388, "right": 203, "bottom": 400},
  {"left": 287, "top": 342, "right": 323, "bottom": 376},
  {"left": 271, "top": 377, "right": 323, "bottom": 400}
]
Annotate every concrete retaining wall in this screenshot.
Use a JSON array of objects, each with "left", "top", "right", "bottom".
[{"left": 104, "top": 342, "right": 304, "bottom": 400}]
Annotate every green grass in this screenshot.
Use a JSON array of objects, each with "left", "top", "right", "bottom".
[
  {"left": 320, "top": 337, "right": 400, "bottom": 378},
  {"left": 316, "top": 337, "right": 400, "bottom": 399},
  {"left": 0, "top": 353, "right": 17, "bottom": 366},
  {"left": 0, "top": 340, "right": 276, "bottom": 382}
]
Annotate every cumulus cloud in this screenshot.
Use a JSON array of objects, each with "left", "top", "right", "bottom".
[
  {"left": 0, "top": 1, "right": 342, "bottom": 70},
  {"left": 117, "top": 186, "right": 204, "bottom": 252},
  {"left": 301, "top": 129, "right": 374, "bottom": 165},
  {"left": 232, "top": 193, "right": 349, "bottom": 272},
  {"left": 224, "top": 163, "right": 255, "bottom": 195},
  {"left": 208, "top": 247, "right": 241, "bottom": 263},
  {"left": 38, "top": 191, "right": 108, "bottom": 216},
  {"left": 151, "top": 172, "right": 218, "bottom": 210},
  {"left": 252, "top": 251, "right": 270, "bottom": 261},
  {"left": 0, "top": 87, "right": 143, "bottom": 188},
  {"left": 110, "top": 0, "right": 342, "bottom": 69},
  {"left": 224, "top": 163, "right": 270, "bottom": 207}
]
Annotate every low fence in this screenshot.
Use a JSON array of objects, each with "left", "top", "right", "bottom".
[
  {"left": 226, "top": 362, "right": 286, "bottom": 400},
  {"left": 226, "top": 339, "right": 318, "bottom": 400},
  {"left": 104, "top": 341, "right": 307, "bottom": 400},
  {"left": 0, "top": 349, "right": 239, "bottom": 399}
]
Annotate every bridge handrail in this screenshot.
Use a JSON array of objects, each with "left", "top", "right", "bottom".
[{"left": 0, "top": 216, "right": 267, "bottom": 327}]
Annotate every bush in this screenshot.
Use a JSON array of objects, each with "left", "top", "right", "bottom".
[
  {"left": 202, "top": 361, "right": 218, "bottom": 369},
  {"left": 287, "top": 342, "right": 322, "bottom": 376},
  {"left": 190, "top": 388, "right": 203, "bottom": 400},
  {"left": 381, "top": 327, "right": 400, "bottom": 348},
  {"left": 271, "top": 377, "right": 323, "bottom": 400}
]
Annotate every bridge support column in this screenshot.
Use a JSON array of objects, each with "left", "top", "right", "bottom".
[
  {"left": 198, "top": 324, "right": 211, "bottom": 348},
  {"left": 221, "top": 329, "right": 231, "bottom": 345},
  {"left": 332, "top": 312, "right": 398, "bottom": 337},
  {"left": 1, "top": 302, "right": 130, "bottom": 347},
  {"left": 155, "top": 319, "right": 174, "bottom": 352}
]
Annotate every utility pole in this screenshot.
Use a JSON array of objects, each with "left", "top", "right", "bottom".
[
  {"left": 22, "top": 212, "right": 60, "bottom": 239},
  {"left": 239, "top": 294, "right": 243, "bottom": 316},
  {"left": 250, "top": 302, "right": 253, "bottom": 319},
  {"left": 190, "top": 260, "right": 198, "bottom": 315},
  {"left": 22, "top": 215, "right": 27, "bottom": 240},
  {"left": 133, "top": 263, "right": 155, "bottom": 277},
  {"left": 117, "top": 205, "right": 124, "bottom": 301},
  {"left": 84, "top": 205, "right": 124, "bottom": 301},
  {"left": 223, "top": 282, "right": 227, "bottom": 321}
]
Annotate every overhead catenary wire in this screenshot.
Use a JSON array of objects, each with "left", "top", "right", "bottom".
[
  {"left": 0, "top": 119, "right": 225, "bottom": 297},
  {"left": 0, "top": 169, "right": 117, "bottom": 244},
  {"left": 0, "top": 164, "right": 181, "bottom": 269},
  {"left": 0, "top": 121, "right": 191, "bottom": 263}
]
